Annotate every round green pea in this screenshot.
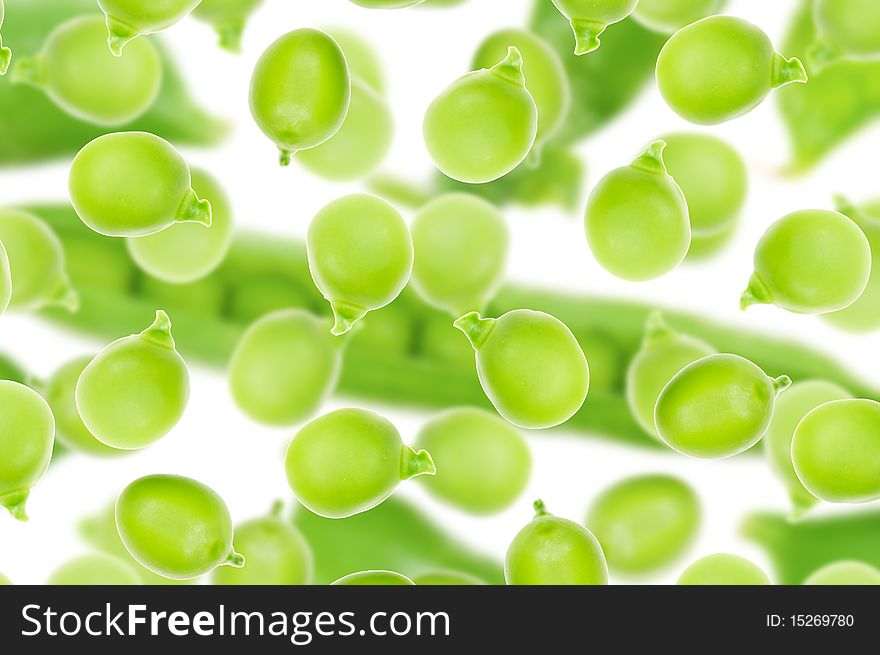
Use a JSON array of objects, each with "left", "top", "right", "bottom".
[
  {"left": 11, "top": 16, "right": 161, "bottom": 126},
  {"left": 0, "top": 380, "right": 55, "bottom": 521},
  {"left": 549, "top": 0, "right": 638, "bottom": 55},
  {"left": 307, "top": 194, "right": 413, "bottom": 336},
  {"left": 585, "top": 140, "right": 691, "bottom": 281},
  {"left": 791, "top": 399, "right": 880, "bottom": 503},
  {"left": 48, "top": 553, "right": 142, "bottom": 585},
  {"left": 326, "top": 28, "right": 385, "bottom": 94},
  {"left": 228, "top": 309, "right": 341, "bottom": 426},
  {"left": 76, "top": 310, "right": 190, "bottom": 450},
  {"left": 411, "top": 193, "right": 508, "bottom": 315},
  {"left": 285, "top": 408, "right": 436, "bottom": 519},
  {"left": 741, "top": 209, "right": 871, "bottom": 314},
  {"left": 412, "top": 571, "right": 485, "bottom": 585},
  {"left": 0, "top": 0, "right": 10, "bottom": 76},
  {"left": 656, "top": 16, "right": 807, "bottom": 124},
  {"left": 424, "top": 47, "right": 537, "bottom": 184},
  {"left": 332, "top": 570, "right": 415, "bottom": 585},
  {"left": 677, "top": 554, "right": 771, "bottom": 585},
  {"left": 69, "top": 132, "right": 212, "bottom": 237},
  {"left": 811, "top": 0, "right": 880, "bottom": 69},
  {"left": 0, "top": 239, "right": 10, "bottom": 315},
  {"left": 654, "top": 354, "right": 791, "bottom": 459},
  {"left": 116, "top": 474, "right": 244, "bottom": 580},
  {"left": 414, "top": 408, "right": 531, "bottom": 515},
  {"left": 587, "top": 474, "right": 701, "bottom": 575},
  {"left": 455, "top": 310, "right": 589, "bottom": 430},
  {"left": 249, "top": 29, "right": 351, "bottom": 166},
  {"left": 632, "top": 0, "right": 726, "bottom": 34},
  {"left": 127, "top": 169, "right": 233, "bottom": 283},
  {"left": 98, "top": 0, "right": 203, "bottom": 56},
  {"left": 505, "top": 500, "right": 608, "bottom": 585},
  {"left": 805, "top": 561, "right": 880, "bottom": 585},
  {"left": 193, "top": 0, "right": 264, "bottom": 52}
]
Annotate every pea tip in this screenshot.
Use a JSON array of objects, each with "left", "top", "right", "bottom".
[
  {"left": 532, "top": 499, "right": 549, "bottom": 517},
  {"left": 105, "top": 16, "right": 138, "bottom": 57},
  {"left": 490, "top": 46, "right": 526, "bottom": 86},
  {"left": 1, "top": 491, "right": 30, "bottom": 522},
  {"left": 771, "top": 53, "right": 808, "bottom": 88},
  {"left": 644, "top": 310, "right": 672, "bottom": 341},
  {"left": 279, "top": 148, "right": 294, "bottom": 167},
  {"left": 570, "top": 19, "right": 606, "bottom": 56},
  {"left": 631, "top": 140, "right": 669, "bottom": 175},
  {"left": 453, "top": 311, "right": 495, "bottom": 350},
  {"left": 401, "top": 447, "right": 436, "bottom": 480},
  {"left": 224, "top": 550, "right": 246, "bottom": 569},
  {"left": 740, "top": 273, "right": 772, "bottom": 310},
  {"left": 216, "top": 21, "right": 246, "bottom": 53},
  {"left": 771, "top": 375, "right": 792, "bottom": 395},
  {"left": 176, "top": 189, "right": 213, "bottom": 227},
  {"left": 330, "top": 301, "right": 367, "bottom": 336},
  {"left": 140, "top": 310, "right": 176, "bottom": 349},
  {"left": 0, "top": 47, "right": 13, "bottom": 77},
  {"left": 47, "top": 277, "right": 80, "bottom": 314}
]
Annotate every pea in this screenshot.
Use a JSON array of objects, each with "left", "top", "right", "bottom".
[
  {"left": 654, "top": 354, "right": 791, "bottom": 459},
  {"left": 0, "top": 0, "right": 8, "bottom": 76},
  {"left": 127, "top": 169, "right": 233, "bottom": 284},
  {"left": 327, "top": 29, "right": 384, "bottom": 94},
  {"left": 193, "top": 0, "right": 264, "bottom": 52},
  {"left": 810, "top": 0, "right": 880, "bottom": 70},
  {"left": 228, "top": 309, "right": 341, "bottom": 426},
  {"left": 332, "top": 570, "right": 415, "bottom": 585},
  {"left": 656, "top": 16, "right": 807, "bottom": 124},
  {"left": 411, "top": 193, "right": 508, "bottom": 316},
  {"left": 48, "top": 553, "right": 142, "bottom": 585},
  {"left": 349, "top": 1, "right": 426, "bottom": 8},
  {"left": 76, "top": 310, "right": 190, "bottom": 450},
  {"left": 632, "top": 0, "right": 726, "bottom": 35},
  {"left": 677, "top": 554, "right": 771, "bottom": 585},
  {"left": 412, "top": 571, "right": 485, "bottom": 585},
  {"left": 805, "top": 560, "right": 880, "bottom": 585},
  {"left": 454, "top": 310, "right": 589, "bottom": 429},
  {"left": 0, "top": 239, "right": 10, "bottom": 315},
  {"left": 626, "top": 312, "right": 715, "bottom": 439},
  {"left": 414, "top": 408, "right": 531, "bottom": 515},
  {"left": 584, "top": 140, "right": 691, "bottom": 281},
  {"left": 249, "top": 29, "right": 351, "bottom": 166},
  {"left": 285, "top": 408, "right": 435, "bottom": 519},
  {"left": 764, "top": 381, "right": 851, "bottom": 518},
  {"left": 0, "top": 209, "right": 78, "bottom": 312},
  {"left": 98, "top": 0, "right": 204, "bottom": 56},
  {"left": 307, "top": 194, "right": 413, "bottom": 336},
  {"left": 69, "top": 132, "right": 212, "bottom": 237},
  {"left": 423, "top": 47, "right": 538, "bottom": 184},
  {"left": 0, "top": 380, "right": 55, "bottom": 521},
  {"left": 741, "top": 209, "right": 871, "bottom": 314},
  {"left": 549, "top": 0, "right": 639, "bottom": 55},
  {"left": 791, "top": 399, "right": 880, "bottom": 504},
  {"left": 212, "top": 502, "right": 313, "bottom": 585},
  {"left": 116, "top": 474, "right": 244, "bottom": 580},
  {"left": 686, "top": 221, "right": 738, "bottom": 261},
  {"left": 505, "top": 500, "right": 608, "bottom": 585},
  {"left": 587, "top": 474, "right": 701, "bottom": 574},
  {"left": 10, "top": 16, "right": 161, "bottom": 127}
]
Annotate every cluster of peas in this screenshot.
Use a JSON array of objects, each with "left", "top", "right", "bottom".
[{"left": 2, "top": 0, "right": 880, "bottom": 586}]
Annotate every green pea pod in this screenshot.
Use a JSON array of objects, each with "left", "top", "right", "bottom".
[{"left": 0, "top": 0, "right": 227, "bottom": 167}]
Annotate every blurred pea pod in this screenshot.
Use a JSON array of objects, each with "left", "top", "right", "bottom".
[{"left": 0, "top": 0, "right": 227, "bottom": 167}]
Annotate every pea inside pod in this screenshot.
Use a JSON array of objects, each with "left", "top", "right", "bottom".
[
  {"left": 0, "top": 0, "right": 12, "bottom": 76},
  {"left": 808, "top": 0, "right": 880, "bottom": 71},
  {"left": 193, "top": 0, "right": 264, "bottom": 52},
  {"left": 332, "top": 570, "right": 415, "bottom": 585},
  {"left": 677, "top": 553, "right": 771, "bottom": 585},
  {"left": 98, "top": 0, "right": 204, "bottom": 56},
  {"left": 549, "top": 0, "right": 639, "bottom": 55}
]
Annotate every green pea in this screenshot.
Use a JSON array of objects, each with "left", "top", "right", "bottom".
[
  {"left": 326, "top": 28, "right": 385, "bottom": 94},
  {"left": 298, "top": 78, "right": 393, "bottom": 181},
  {"left": 686, "top": 221, "right": 738, "bottom": 261},
  {"left": 127, "top": 169, "right": 233, "bottom": 283},
  {"left": 307, "top": 194, "right": 413, "bottom": 336},
  {"left": 764, "top": 380, "right": 851, "bottom": 518},
  {"left": 626, "top": 312, "right": 715, "bottom": 439},
  {"left": 415, "top": 408, "right": 531, "bottom": 515},
  {"left": 654, "top": 354, "right": 791, "bottom": 459},
  {"left": 249, "top": 29, "right": 351, "bottom": 166},
  {"left": 349, "top": 1, "right": 426, "bottom": 8},
  {"left": 741, "top": 209, "right": 871, "bottom": 314},
  {"left": 585, "top": 140, "right": 691, "bottom": 281},
  {"left": 0, "top": 239, "right": 10, "bottom": 315},
  {"left": 69, "top": 132, "right": 212, "bottom": 237},
  {"left": 11, "top": 16, "right": 161, "bottom": 127},
  {"left": 285, "top": 408, "right": 436, "bottom": 519},
  {"left": 424, "top": 47, "right": 537, "bottom": 184},
  {"left": 455, "top": 310, "right": 589, "bottom": 429},
  {"left": 193, "top": 0, "right": 264, "bottom": 52},
  {"left": 0, "top": 380, "right": 55, "bottom": 521},
  {"left": 48, "top": 553, "right": 142, "bottom": 585},
  {"left": 411, "top": 193, "right": 508, "bottom": 316},
  {"left": 587, "top": 474, "right": 701, "bottom": 575},
  {"left": 412, "top": 571, "right": 485, "bottom": 585},
  {"left": 809, "top": 0, "right": 880, "bottom": 70},
  {"left": 76, "top": 310, "right": 190, "bottom": 450},
  {"left": 228, "top": 309, "right": 341, "bottom": 427},
  {"left": 549, "top": 0, "right": 638, "bottom": 55},
  {"left": 0, "top": 209, "right": 77, "bottom": 312},
  {"left": 656, "top": 16, "right": 807, "bottom": 124},
  {"left": 332, "top": 570, "right": 415, "bottom": 585},
  {"left": 0, "top": 0, "right": 9, "bottom": 76},
  {"left": 116, "top": 474, "right": 244, "bottom": 580},
  {"left": 791, "top": 399, "right": 880, "bottom": 503},
  {"left": 212, "top": 502, "right": 313, "bottom": 585},
  {"left": 505, "top": 500, "right": 608, "bottom": 585},
  {"left": 805, "top": 560, "right": 880, "bottom": 585},
  {"left": 632, "top": 0, "right": 726, "bottom": 34},
  {"left": 98, "top": 0, "right": 203, "bottom": 56},
  {"left": 677, "top": 554, "right": 771, "bottom": 585}
]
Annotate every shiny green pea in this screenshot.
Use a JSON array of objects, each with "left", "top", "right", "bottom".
[
  {"left": 98, "top": 0, "right": 203, "bottom": 56},
  {"left": 116, "top": 474, "right": 244, "bottom": 580},
  {"left": 455, "top": 310, "right": 589, "bottom": 429},
  {"left": 805, "top": 560, "right": 880, "bottom": 585},
  {"left": 424, "top": 47, "right": 537, "bottom": 184},
  {"left": 550, "top": 0, "right": 639, "bottom": 55},
  {"left": 69, "top": 132, "right": 211, "bottom": 237},
  {"left": 76, "top": 310, "right": 190, "bottom": 450},
  {"left": 193, "top": 0, "right": 264, "bottom": 52},
  {"left": 632, "top": 0, "right": 726, "bottom": 34},
  {"left": 327, "top": 28, "right": 384, "bottom": 94},
  {"left": 0, "top": 380, "right": 55, "bottom": 521},
  {"left": 0, "top": 0, "right": 10, "bottom": 75},
  {"left": 505, "top": 500, "right": 608, "bottom": 585},
  {"left": 677, "top": 554, "right": 771, "bottom": 585},
  {"left": 307, "top": 194, "right": 413, "bottom": 336},
  {"left": 48, "top": 553, "right": 142, "bottom": 585},
  {"left": 332, "top": 570, "right": 415, "bottom": 585},
  {"left": 0, "top": 239, "right": 10, "bottom": 315},
  {"left": 741, "top": 209, "right": 871, "bottom": 314},
  {"left": 412, "top": 571, "right": 485, "bottom": 585},
  {"left": 809, "top": 0, "right": 880, "bottom": 70},
  {"left": 656, "top": 16, "right": 807, "bottom": 124},
  {"left": 654, "top": 354, "right": 791, "bottom": 459},
  {"left": 249, "top": 29, "right": 351, "bottom": 166},
  {"left": 585, "top": 140, "right": 690, "bottom": 281}
]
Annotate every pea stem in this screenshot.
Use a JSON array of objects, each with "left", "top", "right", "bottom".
[
  {"left": 570, "top": 19, "right": 606, "bottom": 56},
  {"left": 740, "top": 273, "right": 773, "bottom": 310},
  {"left": 46, "top": 275, "right": 80, "bottom": 313},
  {"left": 453, "top": 311, "right": 496, "bottom": 350},
  {"left": 630, "top": 140, "right": 669, "bottom": 176},
  {"left": 771, "top": 375, "right": 792, "bottom": 395},
  {"left": 400, "top": 446, "right": 436, "bottom": 480},
  {"left": 105, "top": 15, "right": 139, "bottom": 57},
  {"left": 140, "top": 310, "right": 176, "bottom": 350},
  {"left": 490, "top": 46, "right": 526, "bottom": 87},
  {"left": 643, "top": 310, "right": 673, "bottom": 342},
  {"left": 8, "top": 55, "right": 46, "bottom": 87},
  {"left": 216, "top": 19, "right": 246, "bottom": 53},
  {"left": 770, "top": 52, "right": 808, "bottom": 88},
  {"left": 532, "top": 499, "right": 549, "bottom": 517},
  {"left": 330, "top": 301, "right": 367, "bottom": 336},
  {"left": 804, "top": 39, "right": 840, "bottom": 75},
  {"left": 175, "top": 189, "right": 213, "bottom": 227},
  {"left": 278, "top": 148, "right": 294, "bottom": 167},
  {"left": 269, "top": 499, "right": 285, "bottom": 519},
  {"left": 0, "top": 490, "right": 30, "bottom": 522},
  {"left": 223, "top": 550, "right": 246, "bottom": 569}
]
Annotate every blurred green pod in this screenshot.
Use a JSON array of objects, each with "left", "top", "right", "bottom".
[
  {"left": 48, "top": 553, "right": 142, "bottom": 585},
  {"left": 549, "top": 0, "right": 638, "bottom": 55},
  {"left": 193, "top": 0, "right": 264, "bottom": 52},
  {"left": 98, "top": 0, "right": 203, "bottom": 56}
]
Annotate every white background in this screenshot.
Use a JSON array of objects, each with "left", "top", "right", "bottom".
[{"left": 1, "top": 0, "right": 879, "bottom": 584}]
